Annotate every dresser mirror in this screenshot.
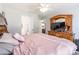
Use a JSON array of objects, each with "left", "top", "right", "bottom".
[
  {"left": 51, "top": 18, "right": 66, "bottom": 32},
  {"left": 50, "top": 15, "right": 72, "bottom": 33}
]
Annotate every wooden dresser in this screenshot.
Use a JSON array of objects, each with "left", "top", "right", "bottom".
[
  {"left": 48, "top": 31, "right": 73, "bottom": 41},
  {"left": 48, "top": 15, "right": 73, "bottom": 41}
]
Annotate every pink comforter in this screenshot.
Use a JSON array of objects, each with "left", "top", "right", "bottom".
[{"left": 13, "top": 33, "right": 77, "bottom": 55}]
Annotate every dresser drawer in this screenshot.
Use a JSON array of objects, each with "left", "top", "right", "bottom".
[{"left": 48, "top": 31, "right": 73, "bottom": 41}]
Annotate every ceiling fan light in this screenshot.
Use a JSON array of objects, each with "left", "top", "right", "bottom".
[{"left": 40, "top": 7, "right": 48, "bottom": 13}]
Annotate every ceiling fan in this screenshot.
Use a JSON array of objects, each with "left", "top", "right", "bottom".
[
  {"left": 39, "top": 3, "right": 49, "bottom": 13},
  {"left": 38, "top": 3, "right": 50, "bottom": 19}
]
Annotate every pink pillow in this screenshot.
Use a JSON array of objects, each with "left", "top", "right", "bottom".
[{"left": 13, "top": 33, "right": 25, "bottom": 42}]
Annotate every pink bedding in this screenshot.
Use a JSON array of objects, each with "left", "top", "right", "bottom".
[{"left": 13, "top": 33, "right": 77, "bottom": 55}]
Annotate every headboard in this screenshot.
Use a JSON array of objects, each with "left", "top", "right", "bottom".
[{"left": 48, "top": 15, "right": 73, "bottom": 41}]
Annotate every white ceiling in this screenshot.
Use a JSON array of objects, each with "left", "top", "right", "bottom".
[
  {"left": 1, "top": 3, "right": 79, "bottom": 15},
  {"left": 1, "top": 3, "right": 79, "bottom": 12},
  {"left": 1, "top": 3, "right": 40, "bottom": 14}
]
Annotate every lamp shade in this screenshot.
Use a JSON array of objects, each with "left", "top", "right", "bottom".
[{"left": 0, "top": 14, "right": 7, "bottom": 25}]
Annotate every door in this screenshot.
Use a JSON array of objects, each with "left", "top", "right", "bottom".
[{"left": 21, "top": 16, "right": 33, "bottom": 35}]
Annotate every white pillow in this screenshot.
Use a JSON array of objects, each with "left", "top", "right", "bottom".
[{"left": 0, "top": 33, "right": 19, "bottom": 45}]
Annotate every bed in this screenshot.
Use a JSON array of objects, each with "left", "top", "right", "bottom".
[
  {"left": 13, "top": 33, "right": 77, "bottom": 55},
  {"left": 0, "top": 33, "right": 77, "bottom": 55}
]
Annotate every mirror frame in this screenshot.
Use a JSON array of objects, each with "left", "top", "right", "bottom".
[{"left": 50, "top": 15, "right": 72, "bottom": 33}]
